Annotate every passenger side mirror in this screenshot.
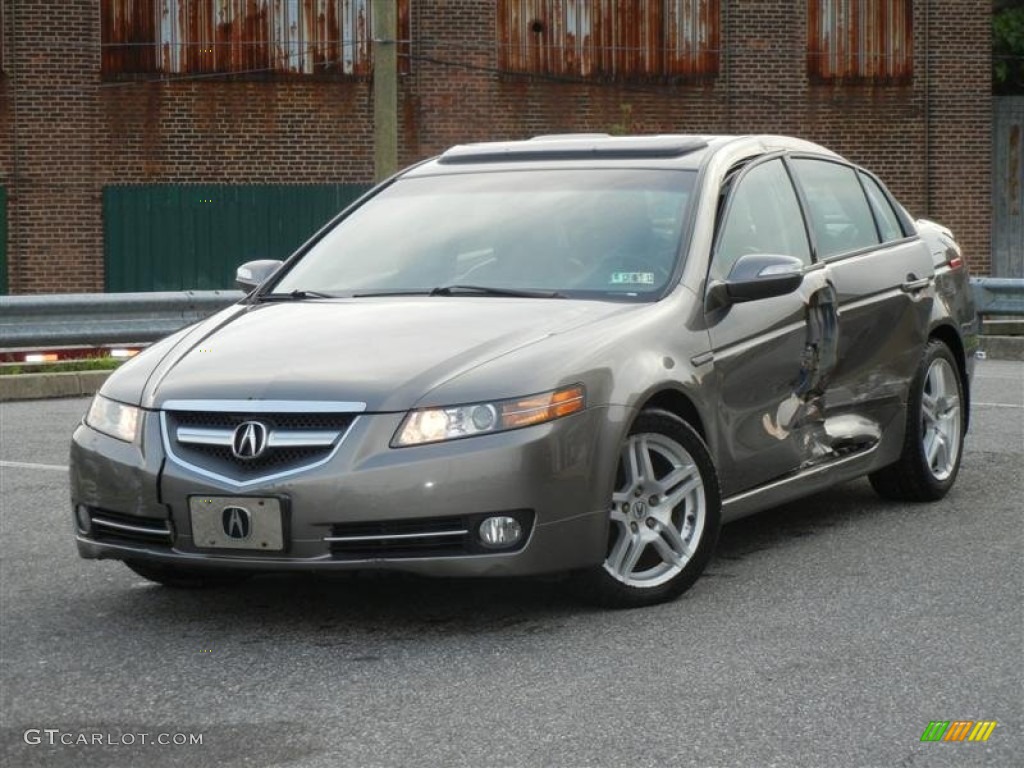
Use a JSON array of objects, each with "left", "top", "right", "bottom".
[
  {"left": 235, "top": 260, "right": 284, "bottom": 292},
  {"left": 706, "top": 254, "right": 805, "bottom": 311}
]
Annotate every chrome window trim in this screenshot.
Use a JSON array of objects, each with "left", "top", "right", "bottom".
[
  {"left": 160, "top": 399, "right": 367, "bottom": 413},
  {"left": 160, "top": 412, "right": 360, "bottom": 488}
]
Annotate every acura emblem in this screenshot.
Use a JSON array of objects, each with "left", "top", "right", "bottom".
[
  {"left": 232, "top": 421, "right": 268, "bottom": 459},
  {"left": 222, "top": 506, "right": 252, "bottom": 540}
]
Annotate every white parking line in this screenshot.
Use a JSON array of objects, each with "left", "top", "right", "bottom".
[
  {"left": 0, "top": 460, "right": 69, "bottom": 472},
  {"left": 974, "top": 402, "right": 1024, "bottom": 409}
]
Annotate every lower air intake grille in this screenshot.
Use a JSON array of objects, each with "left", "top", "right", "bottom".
[
  {"left": 326, "top": 512, "right": 533, "bottom": 559},
  {"left": 88, "top": 509, "right": 173, "bottom": 547}
]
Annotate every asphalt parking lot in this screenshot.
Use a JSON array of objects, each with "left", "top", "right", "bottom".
[{"left": 1, "top": 360, "right": 1021, "bottom": 768}]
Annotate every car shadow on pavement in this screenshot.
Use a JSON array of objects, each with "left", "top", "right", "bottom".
[{"left": 97, "top": 478, "right": 905, "bottom": 636}]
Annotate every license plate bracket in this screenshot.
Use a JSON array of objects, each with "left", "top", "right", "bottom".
[{"left": 189, "top": 496, "right": 285, "bottom": 551}]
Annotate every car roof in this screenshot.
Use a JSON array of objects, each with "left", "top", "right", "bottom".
[{"left": 403, "top": 134, "right": 841, "bottom": 177}]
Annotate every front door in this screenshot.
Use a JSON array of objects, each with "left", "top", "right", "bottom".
[{"left": 706, "top": 157, "right": 839, "bottom": 496}]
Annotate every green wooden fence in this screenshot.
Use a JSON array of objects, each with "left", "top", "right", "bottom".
[
  {"left": 0, "top": 187, "right": 7, "bottom": 295},
  {"left": 103, "top": 184, "right": 370, "bottom": 292}
]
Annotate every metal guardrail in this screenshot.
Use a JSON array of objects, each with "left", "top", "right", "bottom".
[
  {"left": 971, "top": 277, "right": 1024, "bottom": 318},
  {"left": 0, "top": 291, "right": 243, "bottom": 348},
  {"left": 0, "top": 280, "right": 1020, "bottom": 350}
]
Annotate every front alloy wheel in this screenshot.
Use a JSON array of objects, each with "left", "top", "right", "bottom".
[{"left": 578, "top": 409, "right": 721, "bottom": 607}]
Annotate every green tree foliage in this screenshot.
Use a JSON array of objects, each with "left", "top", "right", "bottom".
[{"left": 995, "top": 1, "right": 1024, "bottom": 93}]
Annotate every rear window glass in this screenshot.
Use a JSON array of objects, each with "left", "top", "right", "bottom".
[
  {"left": 859, "top": 172, "right": 905, "bottom": 243},
  {"left": 791, "top": 159, "right": 881, "bottom": 258}
]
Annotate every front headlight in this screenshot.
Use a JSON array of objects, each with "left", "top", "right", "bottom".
[
  {"left": 85, "top": 394, "right": 141, "bottom": 443},
  {"left": 392, "top": 385, "right": 586, "bottom": 447}
]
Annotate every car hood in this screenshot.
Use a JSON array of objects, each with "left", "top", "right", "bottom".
[{"left": 126, "top": 298, "right": 641, "bottom": 411}]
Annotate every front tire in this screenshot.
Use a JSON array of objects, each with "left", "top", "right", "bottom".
[
  {"left": 869, "top": 339, "right": 965, "bottom": 501},
  {"left": 124, "top": 560, "right": 252, "bottom": 589},
  {"left": 576, "top": 409, "right": 721, "bottom": 608}
]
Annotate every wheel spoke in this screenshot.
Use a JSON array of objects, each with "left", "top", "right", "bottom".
[
  {"left": 927, "top": 366, "right": 945, "bottom": 399},
  {"left": 920, "top": 397, "right": 938, "bottom": 426},
  {"left": 653, "top": 522, "right": 691, "bottom": 569},
  {"left": 921, "top": 389, "right": 938, "bottom": 412},
  {"left": 621, "top": 442, "right": 640, "bottom": 488},
  {"left": 933, "top": 434, "right": 949, "bottom": 472},
  {"left": 607, "top": 531, "right": 646, "bottom": 578},
  {"left": 664, "top": 474, "right": 701, "bottom": 511},
  {"left": 634, "top": 437, "right": 656, "bottom": 484},
  {"left": 659, "top": 464, "right": 696, "bottom": 494},
  {"left": 924, "top": 429, "right": 941, "bottom": 466}
]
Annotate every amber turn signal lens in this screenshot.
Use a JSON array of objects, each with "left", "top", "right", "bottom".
[{"left": 500, "top": 385, "right": 586, "bottom": 429}]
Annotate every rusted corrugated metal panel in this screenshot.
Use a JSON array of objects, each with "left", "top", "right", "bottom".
[
  {"left": 103, "top": 1, "right": 408, "bottom": 75},
  {"left": 808, "top": 0, "right": 912, "bottom": 83},
  {"left": 0, "top": 187, "right": 7, "bottom": 295},
  {"left": 102, "top": 0, "right": 157, "bottom": 73},
  {"left": 994, "top": 97, "right": 1024, "bottom": 278},
  {"left": 498, "top": 0, "right": 719, "bottom": 79}
]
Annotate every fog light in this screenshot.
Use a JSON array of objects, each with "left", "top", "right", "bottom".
[
  {"left": 478, "top": 516, "right": 523, "bottom": 548},
  {"left": 75, "top": 504, "right": 92, "bottom": 535}
]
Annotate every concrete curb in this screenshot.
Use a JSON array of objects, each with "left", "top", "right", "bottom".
[
  {"left": 1, "top": 338, "right": 1021, "bottom": 402},
  {"left": 0, "top": 371, "right": 111, "bottom": 402},
  {"left": 978, "top": 335, "right": 1024, "bottom": 362}
]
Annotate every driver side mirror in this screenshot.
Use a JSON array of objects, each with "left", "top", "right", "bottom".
[
  {"left": 706, "top": 253, "right": 805, "bottom": 312},
  {"left": 235, "top": 260, "right": 284, "bottom": 292}
]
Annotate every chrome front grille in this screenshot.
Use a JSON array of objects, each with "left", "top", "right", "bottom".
[{"left": 161, "top": 402, "right": 361, "bottom": 485}]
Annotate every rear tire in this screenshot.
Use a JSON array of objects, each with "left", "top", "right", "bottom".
[
  {"left": 124, "top": 561, "right": 252, "bottom": 589},
  {"left": 574, "top": 409, "right": 721, "bottom": 608},
  {"left": 869, "top": 339, "right": 965, "bottom": 502}
]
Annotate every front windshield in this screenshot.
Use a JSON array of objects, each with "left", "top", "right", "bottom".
[{"left": 272, "top": 168, "right": 696, "bottom": 300}]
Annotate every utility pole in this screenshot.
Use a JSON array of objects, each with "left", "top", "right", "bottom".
[{"left": 372, "top": 0, "right": 398, "bottom": 182}]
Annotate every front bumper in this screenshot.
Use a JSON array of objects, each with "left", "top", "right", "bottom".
[{"left": 70, "top": 405, "right": 630, "bottom": 577}]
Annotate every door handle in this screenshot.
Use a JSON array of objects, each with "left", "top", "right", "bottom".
[{"left": 900, "top": 276, "right": 932, "bottom": 293}]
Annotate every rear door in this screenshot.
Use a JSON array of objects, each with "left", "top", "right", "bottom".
[{"left": 788, "top": 157, "right": 934, "bottom": 444}]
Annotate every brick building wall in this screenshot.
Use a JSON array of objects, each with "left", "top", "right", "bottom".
[{"left": 0, "top": 0, "right": 992, "bottom": 293}]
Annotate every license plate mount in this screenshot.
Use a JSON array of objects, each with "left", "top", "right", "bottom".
[{"left": 189, "top": 496, "right": 285, "bottom": 551}]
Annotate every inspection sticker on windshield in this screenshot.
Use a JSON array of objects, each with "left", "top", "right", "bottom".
[{"left": 610, "top": 272, "right": 655, "bottom": 285}]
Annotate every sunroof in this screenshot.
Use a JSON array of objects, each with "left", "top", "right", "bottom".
[{"left": 438, "top": 136, "right": 708, "bottom": 165}]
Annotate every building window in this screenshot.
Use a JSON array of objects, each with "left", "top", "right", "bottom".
[
  {"left": 498, "top": 0, "right": 720, "bottom": 80},
  {"left": 808, "top": 0, "right": 912, "bottom": 83},
  {"left": 101, "top": 1, "right": 410, "bottom": 76}
]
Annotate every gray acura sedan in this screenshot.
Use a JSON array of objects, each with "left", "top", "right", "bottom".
[{"left": 71, "top": 135, "right": 976, "bottom": 607}]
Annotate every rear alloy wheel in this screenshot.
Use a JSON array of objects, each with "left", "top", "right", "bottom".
[
  {"left": 870, "top": 339, "right": 965, "bottom": 501},
  {"left": 577, "top": 409, "right": 721, "bottom": 608},
  {"left": 125, "top": 560, "right": 252, "bottom": 589}
]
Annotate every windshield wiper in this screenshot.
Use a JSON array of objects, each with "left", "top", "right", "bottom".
[
  {"left": 350, "top": 289, "right": 434, "bottom": 298},
  {"left": 256, "top": 289, "right": 339, "bottom": 302},
  {"left": 428, "top": 284, "right": 567, "bottom": 299}
]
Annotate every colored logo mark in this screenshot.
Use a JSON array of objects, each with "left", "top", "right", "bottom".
[{"left": 920, "top": 721, "right": 997, "bottom": 742}]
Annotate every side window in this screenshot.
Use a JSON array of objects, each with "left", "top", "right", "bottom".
[
  {"left": 713, "top": 159, "right": 811, "bottom": 282},
  {"left": 791, "top": 159, "right": 881, "bottom": 258},
  {"left": 859, "top": 172, "right": 905, "bottom": 243}
]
